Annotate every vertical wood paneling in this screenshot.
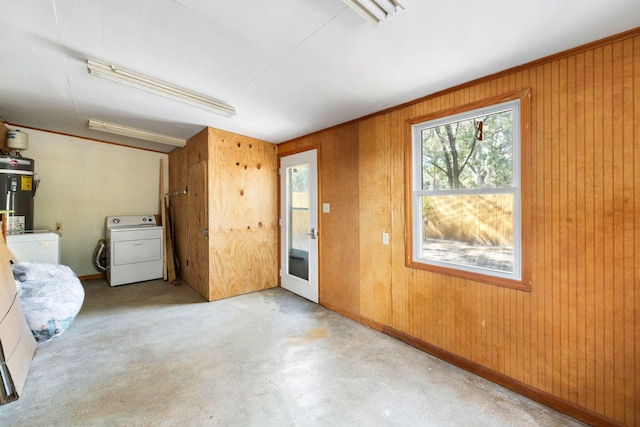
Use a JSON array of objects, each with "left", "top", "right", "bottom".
[
  {"left": 359, "top": 115, "right": 391, "bottom": 324},
  {"left": 391, "top": 107, "right": 412, "bottom": 334},
  {"left": 615, "top": 37, "right": 636, "bottom": 425},
  {"left": 601, "top": 43, "right": 615, "bottom": 419},
  {"left": 573, "top": 50, "right": 588, "bottom": 410},
  {"left": 316, "top": 125, "right": 361, "bottom": 313},
  {"left": 278, "top": 30, "right": 640, "bottom": 426},
  {"left": 633, "top": 35, "right": 640, "bottom": 427},
  {"left": 543, "top": 60, "right": 556, "bottom": 394},
  {"left": 517, "top": 67, "right": 530, "bottom": 386},
  {"left": 591, "top": 49, "right": 611, "bottom": 414},
  {"left": 557, "top": 56, "right": 569, "bottom": 401},
  {"left": 565, "top": 53, "right": 578, "bottom": 403},
  {"left": 583, "top": 48, "right": 597, "bottom": 412},
  {"left": 508, "top": 71, "right": 520, "bottom": 370},
  {"left": 527, "top": 67, "right": 540, "bottom": 390},
  {"left": 535, "top": 61, "right": 548, "bottom": 392},
  {"left": 611, "top": 40, "right": 626, "bottom": 421}
]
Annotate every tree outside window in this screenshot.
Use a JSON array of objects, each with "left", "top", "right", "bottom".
[{"left": 411, "top": 99, "right": 522, "bottom": 282}]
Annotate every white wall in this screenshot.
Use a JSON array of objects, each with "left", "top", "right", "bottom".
[{"left": 7, "top": 126, "right": 168, "bottom": 276}]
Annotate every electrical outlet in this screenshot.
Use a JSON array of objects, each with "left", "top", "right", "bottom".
[{"left": 55, "top": 222, "right": 62, "bottom": 232}]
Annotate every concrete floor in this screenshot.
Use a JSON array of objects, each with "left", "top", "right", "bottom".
[{"left": 0, "top": 279, "right": 586, "bottom": 427}]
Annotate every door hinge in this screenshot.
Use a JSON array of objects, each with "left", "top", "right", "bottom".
[{"left": 203, "top": 228, "right": 209, "bottom": 239}]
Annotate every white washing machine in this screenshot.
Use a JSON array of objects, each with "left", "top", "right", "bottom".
[{"left": 106, "top": 215, "right": 163, "bottom": 286}]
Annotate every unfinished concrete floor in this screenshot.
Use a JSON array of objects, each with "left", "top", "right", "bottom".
[{"left": 1, "top": 279, "right": 585, "bottom": 426}]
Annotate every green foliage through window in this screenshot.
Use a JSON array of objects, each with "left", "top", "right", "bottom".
[{"left": 421, "top": 110, "right": 513, "bottom": 190}]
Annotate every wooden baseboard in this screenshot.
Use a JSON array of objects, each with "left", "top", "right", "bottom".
[
  {"left": 78, "top": 273, "right": 105, "bottom": 281},
  {"left": 320, "top": 301, "right": 385, "bottom": 332},
  {"left": 382, "top": 326, "right": 621, "bottom": 427}
]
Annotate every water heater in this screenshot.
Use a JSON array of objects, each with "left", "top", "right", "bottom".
[{"left": 0, "top": 156, "right": 37, "bottom": 231}]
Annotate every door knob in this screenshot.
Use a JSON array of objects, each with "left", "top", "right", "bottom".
[{"left": 305, "top": 227, "right": 317, "bottom": 239}]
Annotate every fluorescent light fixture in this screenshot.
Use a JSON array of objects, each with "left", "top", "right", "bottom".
[
  {"left": 87, "top": 59, "right": 236, "bottom": 117},
  {"left": 88, "top": 119, "right": 186, "bottom": 147},
  {"left": 342, "top": 0, "right": 402, "bottom": 25}
]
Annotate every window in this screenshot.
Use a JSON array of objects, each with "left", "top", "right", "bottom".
[{"left": 408, "top": 91, "right": 530, "bottom": 289}]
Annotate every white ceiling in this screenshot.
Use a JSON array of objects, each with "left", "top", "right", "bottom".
[{"left": 0, "top": 0, "right": 638, "bottom": 153}]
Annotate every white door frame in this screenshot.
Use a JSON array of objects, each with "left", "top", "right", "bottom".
[{"left": 279, "top": 149, "right": 318, "bottom": 303}]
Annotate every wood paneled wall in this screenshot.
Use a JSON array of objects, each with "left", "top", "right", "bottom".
[{"left": 278, "top": 29, "right": 640, "bottom": 426}]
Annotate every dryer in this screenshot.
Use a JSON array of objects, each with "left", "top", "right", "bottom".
[{"left": 106, "top": 215, "right": 163, "bottom": 286}]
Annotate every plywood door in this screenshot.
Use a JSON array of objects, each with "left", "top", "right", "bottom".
[{"left": 186, "top": 160, "right": 209, "bottom": 300}]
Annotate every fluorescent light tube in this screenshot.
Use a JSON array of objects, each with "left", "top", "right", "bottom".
[
  {"left": 88, "top": 119, "right": 187, "bottom": 147},
  {"left": 87, "top": 59, "right": 236, "bottom": 118},
  {"left": 342, "top": 0, "right": 402, "bottom": 25},
  {"left": 375, "top": 0, "right": 399, "bottom": 14}
]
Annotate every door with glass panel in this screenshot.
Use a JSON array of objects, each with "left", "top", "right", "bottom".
[{"left": 280, "top": 149, "right": 318, "bottom": 303}]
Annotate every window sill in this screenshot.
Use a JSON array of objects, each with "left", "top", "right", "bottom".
[{"left": 406, "top": 260, "right": 531, "bottom": 291}]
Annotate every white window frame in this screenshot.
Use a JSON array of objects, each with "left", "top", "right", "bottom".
[{"left": 411, "top": 99, "right": 522, "bottom": 282}]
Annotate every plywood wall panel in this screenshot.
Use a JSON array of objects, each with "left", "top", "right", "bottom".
[
  {"left": 168, "top": 146, "right": 187, "bottom": 280},
  {"left": 278, "top": 30, "right": 639, "bottom": 425},
  {"left": 207, "top": 129, "right": 278, "bottom": 302},
  {"left": 186, "top": 128, "right": 208, "bottom": 166},
  {"left": 170, "top": 127, "right": 277, "bottom": 302},
  {"left": 179, "top": 129, "right": 210, "bottom": 297},
  {"left": 0, "top": 122, "right": 8, "bottom": 151},
  {"left": 207, "top": 129, "right": 277, "bottom": 230},
  {"left": 186, "top": 160, "right": 209, "bottom": 299},
  {"left": 209, "top": 228, "right": 277, "bottom": 300}
]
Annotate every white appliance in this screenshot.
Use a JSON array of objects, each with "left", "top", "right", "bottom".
[
  {"left": 106, "top": 215, "right": 163, "bottom": 287},
  {"left": 6, "top": 231, "right": 60, "bottom": 264}
]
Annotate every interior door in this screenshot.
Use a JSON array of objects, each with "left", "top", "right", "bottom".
[{"left": 280, "top": 149, "right": 318, "bottom": 303}]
